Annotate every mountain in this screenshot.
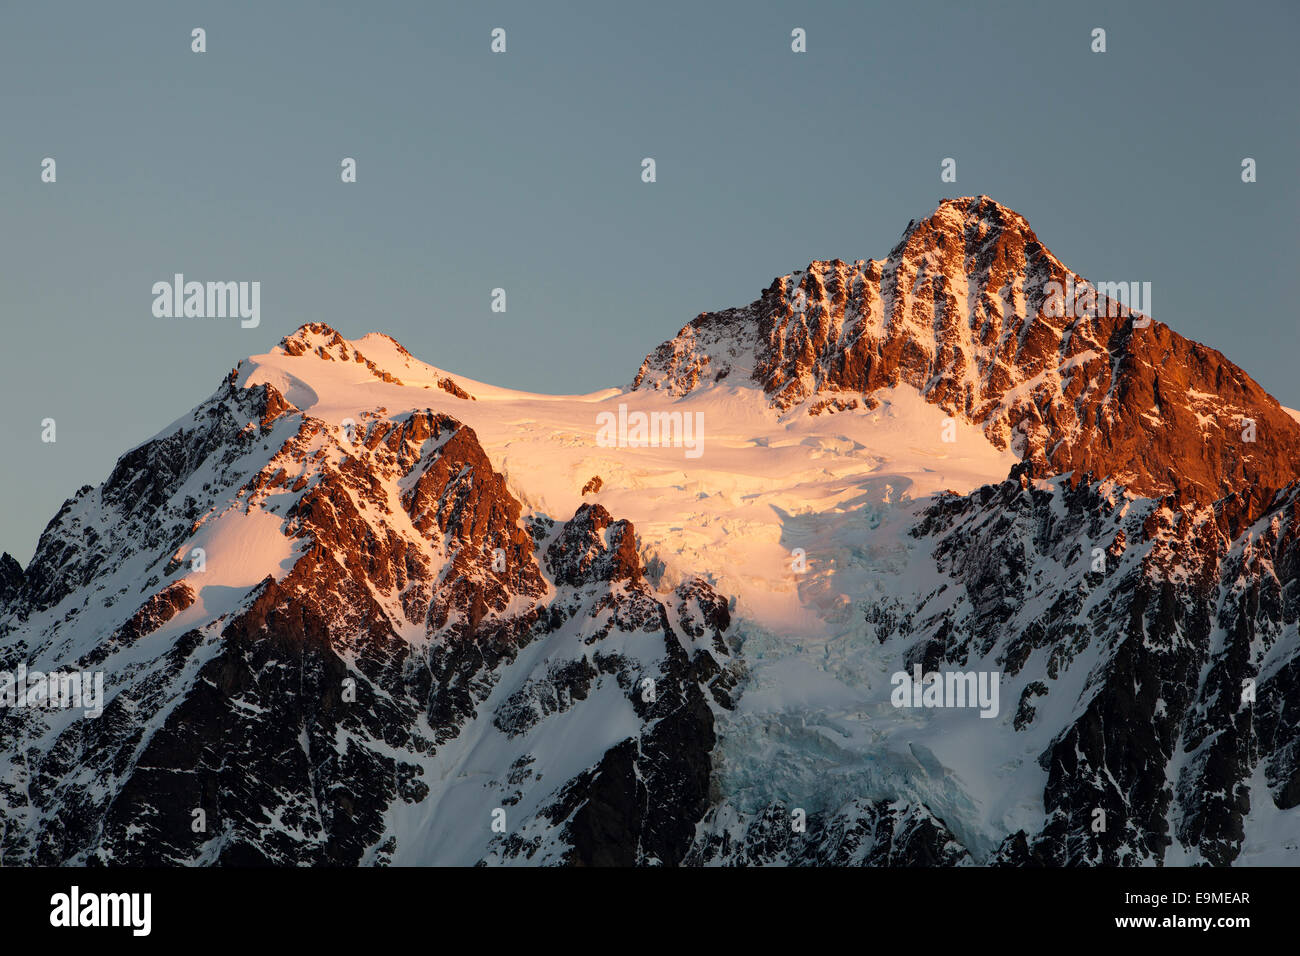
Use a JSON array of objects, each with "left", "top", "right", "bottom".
[
  {"left": 2, "top": 197, "right": 1299, "bottom": 866},
  {"left": 634, "top": 197, "right": 1300, "bottom": 532}
]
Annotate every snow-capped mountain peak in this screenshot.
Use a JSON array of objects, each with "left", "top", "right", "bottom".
[{"left": 634, "top": 196, "right": 1300, "bottom": 531}]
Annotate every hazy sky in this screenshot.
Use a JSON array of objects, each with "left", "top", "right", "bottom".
[{"left": 1, "top": 0, "right": 1296, "bottom": 563}]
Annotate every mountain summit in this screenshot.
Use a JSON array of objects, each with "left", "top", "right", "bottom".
[{"left": 634, "top": 196, "right": 1300, "bottom": 526}]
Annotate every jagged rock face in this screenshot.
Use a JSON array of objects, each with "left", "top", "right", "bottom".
[
  {"left": 634, "top": 196, "right": 1300, "bottom": 527},
  {"left": 912, "top": 476, "right": 1219, "bottom": 866},
  {"left": 1172, "top": 494, "right": 1300, "bottom": 863},
  {"left": 280, "top": 322, "right": 409, "bottom": 385},
  {"left": 903, "top": 475, "right": 1300, "bottom": 866},
  {"left": 83, "top": 581, "right": 195, "bottom": 668},
  {"left": 689, "top": 799, "right": 973, "bottom": 867},
  {"left": 506, "top": 575, "right": 736, "bottom": 866},
  {"left": 546, "top": 503, "right": 641, "bottom": 588},
  {"left": 5, "top": 376, "right": 294, "bottom": 622},
  {"left": 0, "top": 554, "right": 22, "bottom": 607}
]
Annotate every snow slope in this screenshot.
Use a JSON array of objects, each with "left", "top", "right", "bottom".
[{"left": 242, "top": 326, "right": 1018, "bottom": 630}]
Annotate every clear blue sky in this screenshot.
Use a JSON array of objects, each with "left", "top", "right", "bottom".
[{"left": 2, "top": 0, "right": 1296, "bottom": 563}]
